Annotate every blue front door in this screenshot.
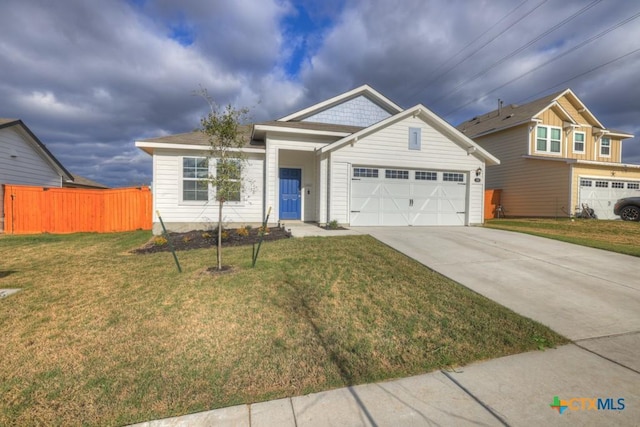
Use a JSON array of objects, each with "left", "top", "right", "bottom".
[{"left": 279, "top": 168, "right": 301, "bottom": 220}]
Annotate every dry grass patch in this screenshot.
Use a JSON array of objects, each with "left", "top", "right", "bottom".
[
  {"left": 0, "top": 232, "right": 566, "bottom": 426},
  {"left": 485, "top": 218, "right": 640, "bottom": 256}
]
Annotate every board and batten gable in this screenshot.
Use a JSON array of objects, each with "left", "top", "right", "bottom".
[
  {"left": 151, "top": 148, "right": 264, "bottom": 233},
  {"left": 329, "top": 115, "right": 487, "bottom": 224},
  {"left": 530, "top": 102, "right": 622, "bottom": 163}
]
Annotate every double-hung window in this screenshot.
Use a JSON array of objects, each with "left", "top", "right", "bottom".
[
  {"left": 600, "top": 137, "right": 611, "bottom": 157},
  {"left": 216, "top": 159, "right": 241, "bottom": 202},
  {"left": 536, "top": 125, "right": 562, "bottom": 154},
  {"left": 183, "top": 157, "right": 209, "bottom": 201},
  {"left": 573, "top": 131, "right": 585, "bottom": 153}
]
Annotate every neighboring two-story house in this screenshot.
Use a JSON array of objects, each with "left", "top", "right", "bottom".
[{"left": 457, "top": 89, "right": 639, "bottom": 219}]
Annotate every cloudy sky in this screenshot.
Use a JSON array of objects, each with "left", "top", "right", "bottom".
[{"left": 2, "top": 0, "right": 639, "bottom": 187}]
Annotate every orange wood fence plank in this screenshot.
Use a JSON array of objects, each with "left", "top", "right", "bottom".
[
  {"left": 484, "top": 189, "right": 502, "bottom": 220},
  {"left": 3, "top": 185, "right": 152, "bottom": 234}
]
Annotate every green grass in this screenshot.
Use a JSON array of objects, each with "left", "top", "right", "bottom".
[
  {"left": 0, "top": 232, "right": 566, "bottom": 426},
  {"left": 485, "top": 218, "right": 640, "bottom": 257}
]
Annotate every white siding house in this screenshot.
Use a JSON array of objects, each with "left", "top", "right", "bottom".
[
  {"left": 0, "top": 119, "right": 72, "bottom": 232},
  {"left": 136, "top": 85, "right": 499, "bottom": 233}
]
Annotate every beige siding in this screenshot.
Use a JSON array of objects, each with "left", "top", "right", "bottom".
[
  {"left": 331, "top": 116, "right": 486, "bottom": 225},
  {"left": 476, "top": 125, "right": 572, "bottom": 217},
  {"left": 152, "top": 148, "right": 264, "bottom": 228}
]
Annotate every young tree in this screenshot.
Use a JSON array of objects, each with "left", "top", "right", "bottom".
[{"left": 197, "top": 90, "right": 250, "bottom": 270}]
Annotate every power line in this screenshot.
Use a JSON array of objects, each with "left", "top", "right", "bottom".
[
  {"left": 431, "top": 0, "right": 602, "bottom": 105},
  {"left": 443, "top": 11, "right": 640, "bottom": 118},
  {"left": 406, "top": 0, "right": 530, "bottom": 92},
  {"left": 516, "top": 47, "right": 640, "bottom": 104}
]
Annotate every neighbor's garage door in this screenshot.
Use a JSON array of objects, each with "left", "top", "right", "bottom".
[
  {"left": 350, "top": 167, "right": 467, "bottom": 226},
  {"left": 579, "top": 178, "right": 640, "bottom": 219}
]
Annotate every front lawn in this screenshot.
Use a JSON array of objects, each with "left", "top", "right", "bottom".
[
  {"left": 0, "top": 232, "right": 566, "bottom": 426},
  {"left": 485, "top": 218, "right": 640, "bottom": 257}
]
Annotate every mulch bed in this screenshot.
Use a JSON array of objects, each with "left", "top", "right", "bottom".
[{"left": 133, "top": 226, "right": 291, "bottom": 254}]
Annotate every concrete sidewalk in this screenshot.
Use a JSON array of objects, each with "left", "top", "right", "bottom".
[
  {"left": 130, "top": 342, "right": 639, "bottom": 426},
  {"left": 129, "top": 226, "right": 640, "bottom": 426}
]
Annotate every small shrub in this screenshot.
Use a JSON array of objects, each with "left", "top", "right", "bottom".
[
  {"left": 202, "top": 232, "right": 212, "bottom": 239},
  {"left": 182, "top": 236, "right": 191, "bottom": 243},
  {"left": 236, "top": 226, "right": 249, "bottom": 237},
  {"left": 245, "top": 225, "right": 253, "bottom": 230},
  {"left": 258, "top": 226, "right": 270, "bottom": 235},
  {"left": 328, "top": 220, "right": 339, "bottom": 230},
  {"left": 153, "top": 236, "right": 168, "bottom": 246},
  {"left": 221, "top": 230, "right": 229, "bottom": 240}
]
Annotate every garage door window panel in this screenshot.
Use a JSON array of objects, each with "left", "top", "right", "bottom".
[
  {"left": 385, "top": 169, "right": 409, "bottom": 179},
  {"left": 443, "top": 172, "right": 464, "bottom": 182},
  {"left": 628, "top": 183, "right": 639, "bottom": 190},
  {"left": 353, "top": 168, "right": 379, "bottom": 178},
  {"left": 415, "top": 171, "right": 437, "bottom": 181}
]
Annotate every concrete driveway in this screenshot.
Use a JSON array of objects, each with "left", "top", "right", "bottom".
[{"left": 362, "top": 227, "right": 640, "bottom": 363}]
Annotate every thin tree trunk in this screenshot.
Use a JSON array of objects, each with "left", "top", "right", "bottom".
[{"left": 217, "top": 201, "right": 223, "bottom": 270}]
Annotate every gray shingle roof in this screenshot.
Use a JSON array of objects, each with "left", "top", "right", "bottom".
[
  {"left": 457, "top": 91, "right": 565, "bottom": 138},
  {"left": 141, "top": 125, "right": 262, "bottom": 149}
]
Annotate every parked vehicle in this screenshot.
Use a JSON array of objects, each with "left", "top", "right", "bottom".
[{"left": 613, "top": 197, "right": 640, "bottom": 221}]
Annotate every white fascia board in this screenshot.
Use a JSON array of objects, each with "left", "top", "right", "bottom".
[
  {"left": 522, "top": 155, "right": 640, "bottom": 169},
  {"left": 607, "top": 131, "right": 634, "bottom": 139},
  {"left": 562, "top": 88, "right": 604, "bottom": 128},
  {"left": 277, "top": 84, "right": 403, "bottom": 122},
  {"left": 134, "top": 141, "right": 265, "bottom": 154},
  {"left": 533, "top": 101, "right": 576, "bottom": 125},
  {"left": 320, "top": 104, "right": 500, "bottom": 165},
  {"left": 573, "top": 159, "right": 640, "bottom": 169},
  {"left": 253, "top": 124, "right": 352, "bottom": 138}
]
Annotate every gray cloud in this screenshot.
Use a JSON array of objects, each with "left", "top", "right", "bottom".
[{"left": 1, "top": 0, "right": 638, "bottom": 187}]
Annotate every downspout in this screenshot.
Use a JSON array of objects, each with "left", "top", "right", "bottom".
[{"left": 325, "top": 153, "right": 331, "bottom": 225}]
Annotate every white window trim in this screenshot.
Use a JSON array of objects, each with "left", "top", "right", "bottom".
[
  {"left": 214, "top": 158, "right": 244, "bottom": 205},
  {"left": 179, "top": 156, "right": 245, "bottom": 205},
  {"left": 599, "top": 137, "right": 611, "bottom": 158},
  {"left": 180, "top": 155, "right": 210, "bottom": 205},
  {"left": 535, "top": 125, "right": 563, "bottom": 155},
  {"left": 573, "top": 131, "right": 585, "bottom": 154}
]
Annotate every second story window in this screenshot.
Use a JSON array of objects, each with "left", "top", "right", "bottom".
[
  {"left": 574, "top": 131, "right": 585, "bottom": 153},
  {"left": 536, "top": 125, "right": 562, "bottom": 154},
  {"left": 600, "top": 137, "right": 611, "bottom": 157}
]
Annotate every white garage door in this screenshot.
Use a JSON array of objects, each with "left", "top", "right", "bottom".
[
  {"left": 350, "top": 167, "right": 467, "bottom": 226},
  {"left": 579, "top": 178, "right": 640, "bottom": 219}
]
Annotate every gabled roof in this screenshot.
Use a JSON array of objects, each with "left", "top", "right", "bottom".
[
  {"left": 135, "top": 125, "right": 263, "bottom": 155},
  {"left": 63, "top": 174, "right": 110, "bottom": 189},
  {"left": 0, "top": 118, "right": 73, "bottom": 181},
  {"left": 457, "top": 89, "right": 627, "bottom": 139},
  {"left": 320, "top": 104, "right": 500, "bottom": 166},
  {"left": 278, "top": 84, "right": 403, "bottom": 122}
]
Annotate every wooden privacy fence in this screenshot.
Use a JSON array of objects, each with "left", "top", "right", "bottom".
[
  {"left": 3, "top": 185, "right": 152, "bottom": 234},
  {"left": 484, "top": 189, "right": 502, "bottom": 220}
]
